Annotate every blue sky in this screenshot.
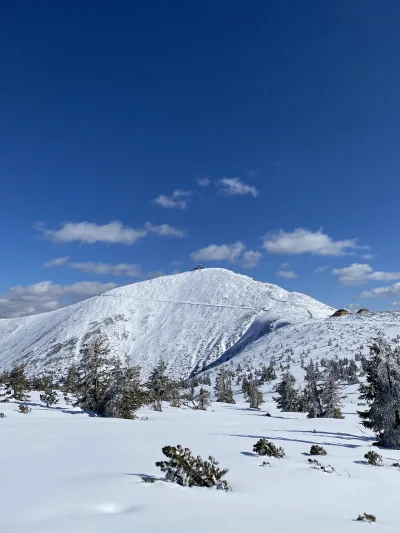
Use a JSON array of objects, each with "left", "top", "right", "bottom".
[{"left": 1, "top": 1, "right": 400, "bottom": 317}]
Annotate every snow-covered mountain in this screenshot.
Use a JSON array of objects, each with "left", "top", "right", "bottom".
[{"left": 0, "top": 268, "right": 333, "bottom": 377}]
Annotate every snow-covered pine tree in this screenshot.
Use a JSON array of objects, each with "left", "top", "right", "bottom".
[
  {"left": 196, "top": 387, "right": 211, "bottom": 410},
  {"left": 304, "top": 360, "right": 323, "bottom": 418},
  {"left": 244, "top": 378, "right": 264, "bottom": 409},
  {"left": 358, "top": 339, "right": 400, "bottom": 448},
  {"left": 214, "top": 369, "right": 235, "bottom": 404},
  {"left": 103, "top": 357, "right": 147, "bottom": 419},
  {"left": 320, "top": 370, "right": 344, "bottom": 418},
  {"left": 347, "top": 360, "right": 359, "bottom": 384},
  {"left": 147, "top": 360, "right": 169, "bottom": 412},
  {"left": 73, "top": 334, "right": 113, "bottom": 415},
  {"left": 0, "top": 363, "right": 30, "bottom": 402},
  {"left": 273, "top": 371, "right": 299, "bottom": 412}
]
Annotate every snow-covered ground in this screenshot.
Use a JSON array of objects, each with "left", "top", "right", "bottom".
[{"left": 1, "top": 387, "right": 399, "bottom": 532}]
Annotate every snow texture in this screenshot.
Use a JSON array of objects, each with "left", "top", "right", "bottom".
[{"left": 0, "top": 388, "right": 399, "bottom": 532}]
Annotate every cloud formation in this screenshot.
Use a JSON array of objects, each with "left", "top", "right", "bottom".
[
  {"left": 197, "top": 177, "right": 211, "bottom": 187},
  {"left": 263, "top": 228, "right": 365, "bottom": 256},
  {"left": 43, "top": 256, "right": 70, "bottom": 267},
  {"left": 154, "top": 189, "right": 192, "bottom": 209},
  {"left": 191, "top": 241, "right": 245, "bottom": 264},
  {"left": 332, "top": 263, "right": 400, "bottom": 285},
  {"left": 277, "top": 270, "right": 298, "bottom": 279},
  {"left": 0, "top": 280, "right": 117, "bottom": 318},
  {"left": 38, "top": 220, "right": 184, "bottom": 245},
  {"left": 190, "top": 242, "right": 261, "bottom": 269},
  {"left": 360, "top": 283, "right": 400, "bottom": 299},
  {"left": 144, "top": 222, "right": 185, "bottom": 237},
  {"left": 218, "top": 178, "right": 259, "bottom": 197},
  {"left": 314, "top": 265, "right": 329, "bottom": 273},
  {"left": 241, "top": 250, "right": 262, "bottom": 269}
]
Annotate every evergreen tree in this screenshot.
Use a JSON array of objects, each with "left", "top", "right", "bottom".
[
  {"left": 103, "top": 358, "right": 147, "bottom": 419},
  {"left": 304, "top": 361, "right": 323, "bottom": 418},
  {"left": 214, "top": 369, "right": 235, "bottom": 404},
  {"left": 347, "top": 360, "right": 359, "bottom": 384},
  {"left": 358, "top": 339, "right": 400, "bottom": 448},
  {"left": 147, "top": 360, "right": 169, "bottom": 412},
  {"left": 196, "top": 387, "right": 211, "bottom": 410},
  {"left": 73, "top": 334, "right": 113, "bottom": 415},
  {"left": 244, "top": 378, "right": 264, "bottom": 409},
  {"left": 273, "top": 371, "right": 299, "bottom": 412},
  {"left": 63, "top": 364, "right": 79, "bottom": 394},
  {"left": 0, "top": 363, "right": 30, "bottom": 402},
  {"left": 320, "top": 371, "right": 343, "bottom": 418}
]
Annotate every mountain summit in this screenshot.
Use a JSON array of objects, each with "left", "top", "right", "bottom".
[{"left": 0, "top": 268, "right": 333, "bottom": 377}]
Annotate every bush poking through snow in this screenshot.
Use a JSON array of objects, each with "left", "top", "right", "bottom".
[
  {"left": 310, "top": 445, "right": 327, "bottom": 456},
  {"left": 141, "top": 477, "right": 156, "bottom": 483},
  {"left": 253, "top": 439, "right": 285, "bottom": 458},
  {"left": 0, "top": 412, "right": 6, "bottom": 418},
  {"left": 18, "top": 405, "right": 31, "bottom": 414},
  {"left": 364, "top": 451, "right": 383, "bottom": 466},
  {"left": 40, "top": 390, "right": 59, "bottom": 408},
  {"left": 308, "top": 459, "right": 337, "bottom": 475},
  {"left": 156, "top": 445, "right": 230, "bottom": 491},
  {"left": 357, "top": 513, "right": 376, "bottom": 523}
]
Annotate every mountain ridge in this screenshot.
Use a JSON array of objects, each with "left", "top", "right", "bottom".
[{"left": 0, "top": 268, "right": 333, "bottom": 377}]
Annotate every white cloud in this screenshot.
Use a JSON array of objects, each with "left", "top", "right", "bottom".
[
  {"left": 392, "top": 301, "right": 400, "bottom": 307},
  {"left": 197, "top": 177, "right": 211, "bottom": 187},
  {"left": 144, "top": 222, "right": 185, "bottom": 237},
  {"left": 241, "top": 250, "right": 262, "bottom": 269},
  {"left": 314, "top": 265, "right": 329, "bottom": 273},
  {"left": 39, "top": 221, "right": 147, "bottom": 245},
  {"left": 153, "top": 189, "right": 192, "bottom": 209},
  {"left": 191, "top": 241, "right": 245, "bottom": 263},
  {"left": 361, "top": 253, "right": 375, "bottom": 260},
  {"left": 280, "top": 262, "right": 290, "bottom": 268},
  {"left": 218, "top": 178, "right": 259, "bottom": 198},
  {"left": 360, "top": 283, "right": 400, "bottom": 299},
  {"left": 333, "top": 263, "right": 400, "bottom": 285},
  {"left": 43, "top": 256, "right": 70, "bottom": 267},
  {"left": 277, "top": 270, "right": 297, "bottom": 279},
  {"left": 263, "top": 228, "right": 365, "bottom": 256},
  {"left": 0, "top": 280, "right": 117, "bottom": 318},
  {"left": 69, "top": 262, "right": 143, "bottom": 278},
  {"left": 38, "top": 220, "right": 185, "bottom": 245}
]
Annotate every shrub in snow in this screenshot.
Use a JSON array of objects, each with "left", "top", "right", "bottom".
[
  {"left": 358, "top": 338, "right": 400, "bottom": 448},
  {"left": 40, "top": 390, "right": 59, "bottom": 408},
  {"left": 308, "top": 459, "right": 336, "bottom": 474},
  {"left": 0, "top": 363, "right": 30, "bottom": 402},
  {"left": 18, "top": 405, "right": 31, "bottom": 414},
  {"left": 156, "top": 445, "right": 230, "bottom": 491},
  {"left": 0, "top": 412, "right": 6, "bottom": 418},
  {"left": 364, "top": 451, "right": 382, "bottom": 466},
  {"left": 141, "top": 477, "right": 156, "bottom": 483},
  {"left": 253, "top": 439, "right": 285, "bottom": 458},
  {"left": 356, "top": 513, "right": 376, "bottom": 523},
  {"left": 310, "top": 445, "right": 327, "bottom": 456}
]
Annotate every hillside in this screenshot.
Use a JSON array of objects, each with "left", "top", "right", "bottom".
[{"left": 0, "top": 268, "right": 333, "bottom": 377}]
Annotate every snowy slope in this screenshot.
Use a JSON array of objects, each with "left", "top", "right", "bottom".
[
  {"left": 0, "top": 269, "right": 333, "bottom": 378},
  {"left": 1, "top": 390, "right": 399, "bottom": 533},
  {"left": 212, "top": 311, "right": 400, "bottom": 377}
]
